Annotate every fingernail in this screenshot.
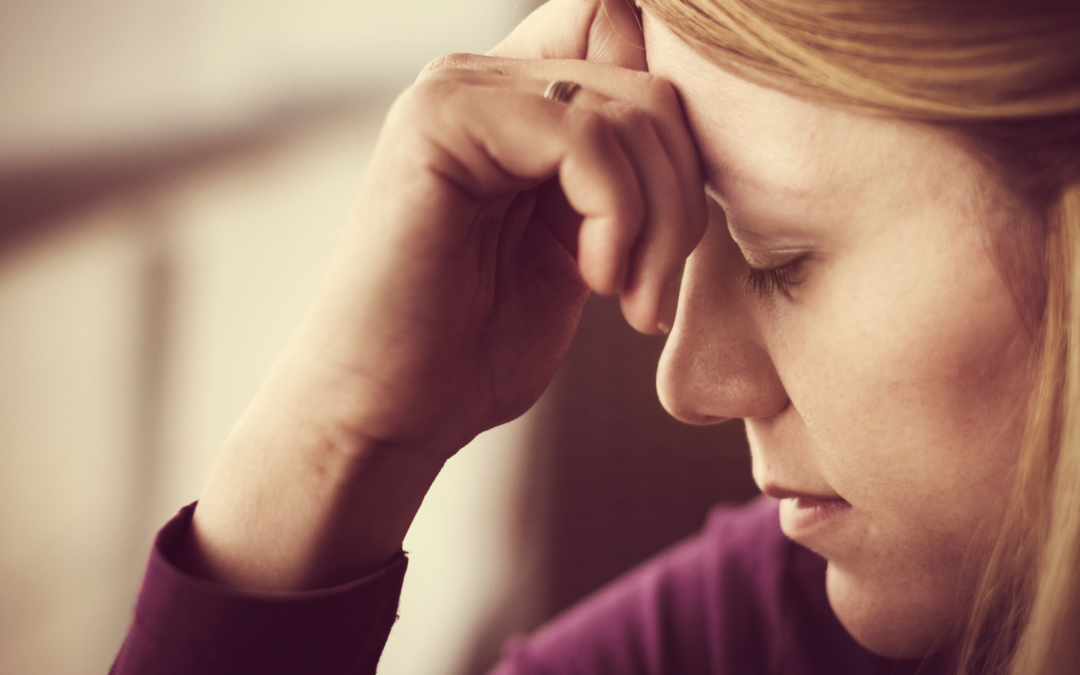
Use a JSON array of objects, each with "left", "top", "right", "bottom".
[{"left": 657, "top": 275, "right": 680, "bottom": 335}]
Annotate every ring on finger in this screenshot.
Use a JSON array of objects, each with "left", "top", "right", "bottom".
[{"left": 544, "top": 80, "right": 582, "bottom": 104}]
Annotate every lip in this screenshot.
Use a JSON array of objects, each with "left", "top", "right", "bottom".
[
  {"left": 780, "top": 496, "right": 851, "bottom": 536},
  {"left": 765, "top": 487, "right": 852, "bottom": 540}
]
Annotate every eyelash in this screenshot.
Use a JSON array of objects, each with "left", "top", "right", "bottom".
[{"left": 745, "top": 258, "right": 806, "bottom": 299}]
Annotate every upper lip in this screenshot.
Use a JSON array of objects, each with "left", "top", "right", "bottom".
[{"left": 762, "top": 485, "right": 847, "bottom": 502}]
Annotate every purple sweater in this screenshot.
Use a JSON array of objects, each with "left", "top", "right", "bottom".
[{"left": 111, "top": 498, "right": 949, "bottom": 674}]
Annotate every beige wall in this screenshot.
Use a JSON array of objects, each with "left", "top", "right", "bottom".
[
  {"left": 0, "top": 0, "right": 523, "bottom": 169},
  {"left": 0, "top": 100, "right": 542, "bottom": 675},
  {"left": 0, "top": 1, "right": 538, "bottom": 673},
  {"left": 0, "top": 208, "right": 145, "bottom": 675}
]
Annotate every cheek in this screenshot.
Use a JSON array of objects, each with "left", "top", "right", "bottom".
[
  {"left": 775, "top": 237, "right": 1030, "bottom": 509},
  {"left": 761, "top": 230, "right": 1034, "bottom": 656}
]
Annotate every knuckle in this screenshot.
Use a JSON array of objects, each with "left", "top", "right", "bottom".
[
  {"left": 609, "top": 101, "right": 653, "bottom": 134},
  {"left": 569, "top": 107, "right": 608, "bottom": 140},
  {"left": 393, "top": 78, "right": 456, "bottom": 124},
  {"left": 614, "top": 70, "right": 678, "bottom": 113},
  {"left": 418, "top": 52, "right": 481, "bottom": 79},
  {"left": 640, "top": 76, "right": 679, "bottom": 112}
]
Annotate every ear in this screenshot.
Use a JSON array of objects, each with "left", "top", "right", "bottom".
[{"left": 488, "top": 0, "right": 646, "bottom": 71}]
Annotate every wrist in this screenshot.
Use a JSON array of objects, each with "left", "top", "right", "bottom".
[
  {"left": 280, "top": 305, "right": 481, "bottom": 460},
  {"left": 186, "top": 349, "right": 450, "bottom": 592}
]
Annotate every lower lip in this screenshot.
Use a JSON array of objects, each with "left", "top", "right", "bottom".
[{"left": 780, "top": 497, "right": 852, "bottom": 538}]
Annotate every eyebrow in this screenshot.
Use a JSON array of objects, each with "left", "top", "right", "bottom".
[
  {"left": 703, "top": 155, "right": 826, "bottom": 211},
  {"left": 706, "top": 178, "right": 827, "bottom": 250},
  {"left": 727, "top": 223, "right": 811, "bottom": 251}
]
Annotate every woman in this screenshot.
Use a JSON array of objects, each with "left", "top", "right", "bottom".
[{"left": 112, "top": 0, "right": 1080, "bottom": 673}]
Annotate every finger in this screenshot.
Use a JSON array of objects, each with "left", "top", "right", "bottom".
[
  {"left": 423, "top": 56, "right": 703, "bottom": 230},
  {"left": 599, "top": 100, "right": 692, "bottom": 334},
  {"left": 451, "top": 56, "right": 705, "bottom": 331},
  {"left": 489, "top": 0, "right": 645, "bottom": 70},
  {"left": 558, "top": 105, "right": 647, "bottom": 294},
  {"left": 489, "top": 0, "right": 595, "bottom": 60},
  {"left": 402, "top": 71, "right": 645, "bottom": 294},
  {"left": 423, "top": 58, "right": 702, "bottom": 242},
  {"left": 550, "top": 88, "right": 698, "bottom": 330},
  {"left": 586, "top": 0, "right": 646, "bottom": 69},
  {"left": 410, "top": 58, "right": 703, "bottom": 322},
  {"left": 630, "top": 81, "right": 707, "bottom": 333}
]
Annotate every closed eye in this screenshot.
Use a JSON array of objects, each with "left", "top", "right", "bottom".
[{"left": 745, "top": 256, "right": 807, "bottom": 299}]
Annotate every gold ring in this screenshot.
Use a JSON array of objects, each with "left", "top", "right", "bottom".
[{"left": 544, "top": 80, "right": 582, "bottom": 104}]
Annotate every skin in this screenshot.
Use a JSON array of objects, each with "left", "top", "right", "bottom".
[
  {"left": 646, "top": 14, "right": 1035, "bottom": 658},
  {"left": 184, "top": 0, "right": 704, "bottom": 592},
  {"left": 180, "top": 0, "right": 1036, "bottom": 662}
]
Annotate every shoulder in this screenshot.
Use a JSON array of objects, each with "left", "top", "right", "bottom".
[
  {"left": 699, "top": 495, "right": 792, "bottom": 586},
  {"left": 494, "top": 496, "right": 800, "bottom": 674}
]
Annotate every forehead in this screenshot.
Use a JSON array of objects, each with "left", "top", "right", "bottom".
[{"left": 641, "top": 14, "right": 973, "bottom": 228}]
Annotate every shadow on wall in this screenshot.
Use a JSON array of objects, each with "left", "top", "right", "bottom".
[{"left": 0, "top": 92, "right": 378, "bottom": 260}]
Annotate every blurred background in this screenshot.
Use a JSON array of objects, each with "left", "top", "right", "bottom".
[{"left": 0, "top": 0, "right": 757, "bottom": 673}]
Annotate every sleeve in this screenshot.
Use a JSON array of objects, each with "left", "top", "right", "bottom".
[
  {"left": 482, "top": 496, "right": 949, "bottom": 675},
  {"left": 485, "top": 498, "right": 787, "bottom": 675},
  {"left": 110, "top": 503, "right": 408, "bottom": 675}
]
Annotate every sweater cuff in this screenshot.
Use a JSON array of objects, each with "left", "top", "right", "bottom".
[{"left": 111, "top": 502, "right": 407, "bottom": 675}]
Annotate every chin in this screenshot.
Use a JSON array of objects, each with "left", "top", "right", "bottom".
[{"left": 824, "top": 562, "right": 956, "bottom": 659}]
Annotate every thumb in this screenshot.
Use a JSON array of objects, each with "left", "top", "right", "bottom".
[
  {"left": 489, "top": 0, "right": 646, "bottom": 71},
  {"left": 586, "top": 0, "right": 646, "bottom": 70}
]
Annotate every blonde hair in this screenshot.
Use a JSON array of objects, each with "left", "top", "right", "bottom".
[{"left": 638, "top": 0, "right": 1080, "bottom": 672}]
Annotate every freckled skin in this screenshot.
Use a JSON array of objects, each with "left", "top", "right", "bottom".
[{"left": 647, "top": 15, "right": 1035, "bottom": 658}]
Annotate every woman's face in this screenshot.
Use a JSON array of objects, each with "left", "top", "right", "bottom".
[{"left": 645, "top": 16, "right": 1036, "bottom": 657}]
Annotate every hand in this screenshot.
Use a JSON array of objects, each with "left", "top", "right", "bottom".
[
  {"left": 188, "top": 1, "right": 705, "bottom": 592},
  {"left": 292, "top": 54, "right": 706, "bottom": 460}
]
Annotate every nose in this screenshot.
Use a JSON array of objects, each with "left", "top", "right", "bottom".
[{"left": 656, "top": 201, "right": 788, "bottom": 424}]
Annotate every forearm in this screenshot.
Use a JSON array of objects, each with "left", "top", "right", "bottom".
[
  {"left": 173, "top": 0, "right": 698, "bottom": 593},
  {"left": 182, "top": 343, "right": 447, "bottom": 592}
]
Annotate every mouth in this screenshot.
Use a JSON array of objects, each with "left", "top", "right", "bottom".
[
  {"left": 765, "top": 486, "right": 852, "bottom": 541},
  {"left": 783, "top": 495, "right": 851, "bottom": 534}
]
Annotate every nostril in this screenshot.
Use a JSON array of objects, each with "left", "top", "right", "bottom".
[
  {"left": 677, "top": 412, "right": 731, "bottom": 426},
  {"left": 699, "top": 415, "right": 730, "bottom": 425}
]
